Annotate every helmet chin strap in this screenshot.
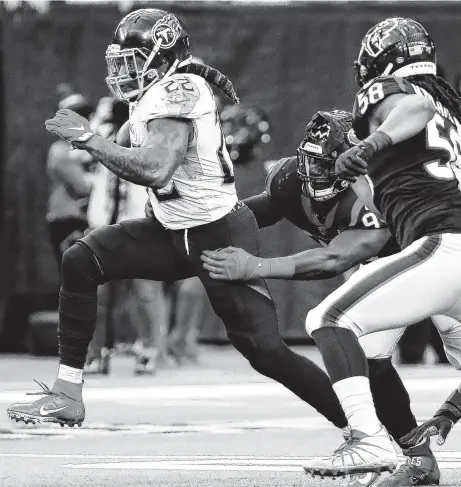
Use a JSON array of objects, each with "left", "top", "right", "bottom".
[
  {"left": 163, "top": 56, "right": 193, "bottom": 80},
  {"left": 383, "top": 63, "right": 394, "bottom": 76},
  {"left": 144, "top": 38, "right": 163, "bottom": 71},
  {"left": 178, "top": 56, "right": 192, "bottom": 68},
  {"left": 307, "top": 183, "right": 336, "bottom": 201},
  {"left": 164, "top": 59, "right": 180, "bottom": 80},
  {"left": 307, "top": 179, "right": 350, "bottom": 201}
]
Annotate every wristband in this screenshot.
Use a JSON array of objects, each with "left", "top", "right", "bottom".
[
  {"left": 435, "top": 389, "right": 461, "bottom": 424},
  {"left": 360, "top": 131, "right": 393, "bottom": 158},
  {"left": 249, "top": 256, "right": 296, "bottom": 279}
]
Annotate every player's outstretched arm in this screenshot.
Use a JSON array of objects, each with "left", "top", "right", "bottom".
[
  {"left": 45, "top": 109, "right": 190, "bottom": 188},
  {"left": 401, "top": 386, "right": 461, "bottom": 447},
  {"left": 201, "top": 228, "right": 390, "bottom": 281}
]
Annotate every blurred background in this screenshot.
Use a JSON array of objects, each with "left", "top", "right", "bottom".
[{"left": 0, "top": 0, "right": 457, "bottom": 371}]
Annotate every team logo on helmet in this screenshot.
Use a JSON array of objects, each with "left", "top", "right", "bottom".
[
  {"left": 364, "top": 18, "right": 400, "bottom": 57},
  {"left": 151, "top": 14, "right": 182, "bottom": 48}
]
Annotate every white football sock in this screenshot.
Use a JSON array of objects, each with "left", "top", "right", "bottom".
[
  {"left": 333, "top": 376, "right": 382, "bottom": 436},
  {"left": 57, "top": 364, "right": 83, "bottom": 384}
]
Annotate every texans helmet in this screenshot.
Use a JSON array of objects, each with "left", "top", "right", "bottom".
[
  {"left": 297, "top": 110, "right": 359, "bottom": 201},
  {"left": 355, "top": 17, "right": 436, "bottom": 86},
  {"left": 106, "top": 9, "right": 191, "bottom": 102}
]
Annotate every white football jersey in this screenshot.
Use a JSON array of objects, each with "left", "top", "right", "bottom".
[{"left": 129, "top": 72, "right": 238, "bottom": 230}]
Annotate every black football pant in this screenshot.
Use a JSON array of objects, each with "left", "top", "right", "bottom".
[{"left": 58, "top": 203, "right": 347, "bottom": 428}]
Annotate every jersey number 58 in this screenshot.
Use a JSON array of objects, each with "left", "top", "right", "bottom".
[{"left": 357, "top": 83, "right": 385, "bottom": 115}]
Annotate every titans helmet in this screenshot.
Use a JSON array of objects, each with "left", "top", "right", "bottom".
[{"left": 105, "top": 9, "right": 191, "bottom": 102}]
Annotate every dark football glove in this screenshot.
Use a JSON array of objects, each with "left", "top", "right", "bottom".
[
  {"left": 334, "top": 130, "right": 393, "bottom": 181},
  {"left": 334, "top": 145, "right": 370, "bottom": 181},
  {"left": 400, "top": 389, "right": 461, "bottom": 447}
]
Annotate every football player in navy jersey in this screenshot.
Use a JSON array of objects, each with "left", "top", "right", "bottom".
[
  {"left": 202, "top": 109, "right": 440, "bottom": 486},
  {"left": 294, "top": 18, "right": 461, "bottom": 482}
]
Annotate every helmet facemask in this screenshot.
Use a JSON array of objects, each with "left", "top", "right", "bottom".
[
  {"left": 297, "top": 111, "right": 355, "bottom": 201},
  {"left": 297, "top": 148, "right": 350, "bottom": 201},
  {"left": 105, "top": 44, "right": 170, "bottom": 102}
]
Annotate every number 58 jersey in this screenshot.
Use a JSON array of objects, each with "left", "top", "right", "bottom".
[
  {"left": 129, "top": 72, "right": 238, "bottom": 230},
  {"left": 352, "top": 75, "right": 461, "bottom": 249}
]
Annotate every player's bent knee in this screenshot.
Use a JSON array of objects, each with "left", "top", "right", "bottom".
[
  {"left": 61, "top": 242, "right": 105, "bottom": 290},
  {"left": 305, "top": 307, "right": 325, "bottom": 336},
  {"left": 227, "top": 331, "right": 283, "bottom": 363},
  {"left": 305, "top": 305, "right": 358, "bottom": 337}
]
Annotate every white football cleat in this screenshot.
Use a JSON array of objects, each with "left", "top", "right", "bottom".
[
  {"left": 348, "top": 472, "right": 381, "bottom": 487},
  {"left": 303, "top": 426, "right": 398, "bottom": 477}
]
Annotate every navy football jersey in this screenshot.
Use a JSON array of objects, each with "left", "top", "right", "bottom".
[
  {"left": 353, "top": 75, "right": 461, "bottom": 248},
  {"left": 261, "top": 157, "right": 394, "bottom": 255}
]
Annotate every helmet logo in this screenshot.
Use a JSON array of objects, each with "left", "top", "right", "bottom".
[
  {"left": 303, "top": 142, "right": 323, "bottom": 155},
  {"left": 408, "top": 43, "right": 425, "bottom": 56},
  {"left": 151, "top": 14, "right": 182, "bottom": 49},
  {"left": 364, "top": 18, "right": 399, "bottom": 57}
]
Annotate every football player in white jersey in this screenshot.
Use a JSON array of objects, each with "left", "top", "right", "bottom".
[{"left": 8, "top": 9, "right": 357, "bottom": 434}]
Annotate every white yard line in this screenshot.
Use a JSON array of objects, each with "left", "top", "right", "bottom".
[
  {"left": 0, "top": 378, "right": 458, "bottom": 403},
  {"left": 3, "top": 453, "right": 461, "bottom": 470}
]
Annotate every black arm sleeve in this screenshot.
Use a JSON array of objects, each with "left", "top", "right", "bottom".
[{"left": 243, "top": 192, "right": 284, "bottom": 228}]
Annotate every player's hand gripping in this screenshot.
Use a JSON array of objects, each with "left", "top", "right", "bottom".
[
  {"left": 201, "top": 247, "right": 262, "bottom": 281},
  {"left": 334, "top": 145, "right": 370, "bottom": 182},
  {"left": 400, "top": 389, "right": 461, "bottom": 447},
  {"left": 335, "top": 131, "right": 393, "bottom": 181},
  {"left": 45, "top": 109, "right": 95, "bottom": 146},
  {"left": 400, "top": 416, "right": 454, "bottom": 447}
]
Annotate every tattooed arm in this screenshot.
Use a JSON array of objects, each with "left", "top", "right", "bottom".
[{"left": 74, "top": 118, "right": 191, "bottom": 188}]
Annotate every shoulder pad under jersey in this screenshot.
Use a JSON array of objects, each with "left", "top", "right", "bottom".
[
  {"left": 336, "top": 186, "right": 387, "bottom": 232},
  {"left": 265, "top": 157, "right": 296, "bottom": 197},
  {"left": 352, "top": 76, "right": 415, "bottom": 136},
  {"left": 135, "top": 73, "right": 215, "bottom": 122}
]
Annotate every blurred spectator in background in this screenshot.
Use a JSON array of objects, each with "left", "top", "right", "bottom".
[
  {"left": 84, "top": 96, "right": 169, "bottom": 375},
  {"left": 398, "top": 318, "right": 449, "bottom": 365},
  {"left": 221, "top": 103, "right": 272, "bottom": 199},
  {"left": 164, "top": 279, "right": 203, "bottom": 365},
  {"left": 46, "top": 84, "right": 95, "bottom": 268}
]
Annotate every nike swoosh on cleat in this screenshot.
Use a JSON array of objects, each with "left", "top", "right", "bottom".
[
  {"left": 68, "top": 124, "right": 85, "bottom": 131},
  {"left": 39, "top": 404, "right": 68, "bottom": 416},
  {"left": 352, "top": 472, "right": 378, "bottom": 485}
]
